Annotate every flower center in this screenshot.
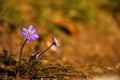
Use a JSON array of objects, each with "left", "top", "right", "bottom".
[{"left": 28, "top": 31, "right": 32, "bottom": 35}]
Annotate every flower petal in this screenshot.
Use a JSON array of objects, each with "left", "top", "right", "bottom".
[
  {"left": 56, "top": 45, "right": 60, "bottom": 50},
  {"left": 22, "top": 27, "right": 27, "bottom": 32},
  {"left": 31, "top": 35, "right": 36, "bottom": 40},
  {"left": 22, "top": 28, "right": 28, "bottom": 36},
  {"left": 33, "top": 34, "right": 39, "bottom": 38},
  {"left": 26, "top": 35, "right": 31, "bottom": 40},
  {"left": 22, "top": 31, "right": 27, "bottom": 36},
  {"left": 32, "top": 28, "right": 38, "bottom": 34},
  {"left": 31, "top": 36, "right": 37, "bottom": 40},
  {"left": 28, "top": 25, "right": 33, "bottom": 31},
  {"left": 52, "top": 35, "right": 60, "bottom": 51}
]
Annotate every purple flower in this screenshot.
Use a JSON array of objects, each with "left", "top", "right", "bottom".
[
  {"left": 52, "top": 35, "right": 60, "bottom": 50},
  {"left": 22, "top": 25, "right": 39, "bottom": 40}
]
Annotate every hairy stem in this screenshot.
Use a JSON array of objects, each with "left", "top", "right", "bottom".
[
  {"left": 19, "top": 39, "right": 27, "bottom": 66},
  {"left": 38, "top": 43, "right": 54, "bottom": 58}
]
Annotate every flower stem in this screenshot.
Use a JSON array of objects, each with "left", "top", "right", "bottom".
[
  {"left": 38, "top": 42, "right": 54, "bottom": 58},
  {"left": 19, "top": 39, "right": 27, "bottom": 66}
]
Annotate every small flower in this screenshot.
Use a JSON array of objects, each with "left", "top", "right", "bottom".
[
  {"left": 22, "top": 25, "right": 39, "bottom": 40},
  {"left": 52, "top": 35, "right": 60, "bottom": 50}
]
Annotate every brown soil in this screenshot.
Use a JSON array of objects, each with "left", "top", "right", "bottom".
[{"left": 0, "top": 12, "right": 120, "bottom": 79}]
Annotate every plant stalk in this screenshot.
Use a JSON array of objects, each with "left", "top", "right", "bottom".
[
  {"left": 38, "top": 42, "right": 54, "bottom": 58},
  {"left": 19, "top": 39, "right": 27, "bottom": 66}
]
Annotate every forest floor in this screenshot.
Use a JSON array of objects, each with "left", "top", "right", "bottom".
[{"left": 0, "top": 10, "right": 120, "bottom": 80}]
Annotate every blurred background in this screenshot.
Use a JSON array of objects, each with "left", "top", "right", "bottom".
[{"left": 0, "top": 0, "right": 120, "bottom": 70}]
